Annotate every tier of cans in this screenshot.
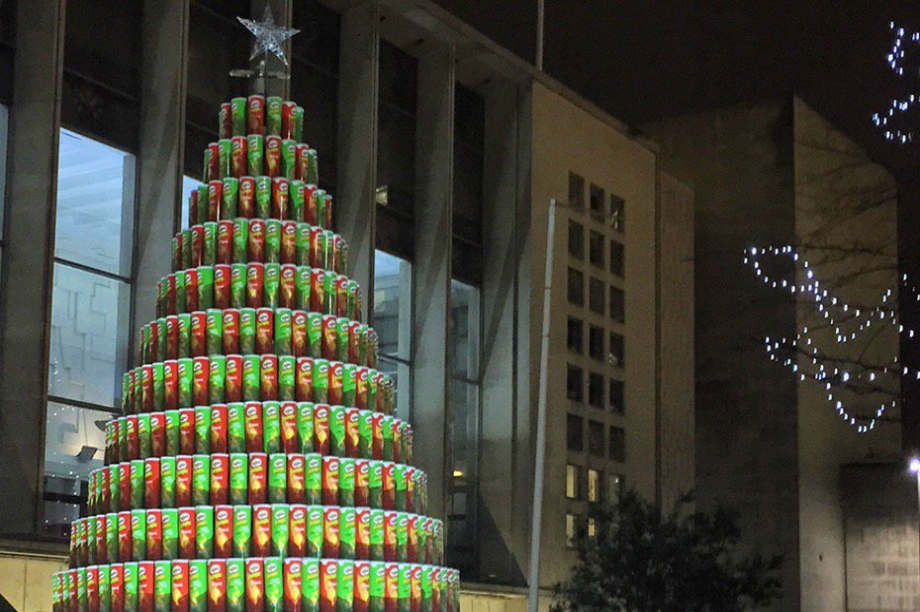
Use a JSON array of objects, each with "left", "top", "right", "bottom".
[
  {"left": 171, "top": 220, "right": 347, "bottom": 276},
  {"left": 188, "top": 177, "right": 330, "bottom": 229},
  {"left": 88, "top": 453, "right": 427, "bottom": 518},
  {"left": 140, "top": 308, "right": 374, "bottom": 369},
  {"left": 71, "top": 503, "right": 442, "bottom": 568},
  {"left": 122, "top": 357, "right": 396, "bottom": 417},
  {"left": 105, "top": 404, "right": 412, "bottom": 466},
  {"left": 53, "top": 557, "right": 460, "bottom": 612},
  {"left": 154, "top": 264, "right": 361, "bottom": 324}
]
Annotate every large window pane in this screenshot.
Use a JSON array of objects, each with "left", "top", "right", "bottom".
[
  {"left": 48, "top": 263, "right": 131, "bottom": 408},
  {"left": 448, "top": 381, "right": 479, "bottom": 549},
  {"left": 181, "top": 175, "right": 204, "bottom": 230},
  {"left": 55, "top": 129, "right": 136, "bottom": 276},
  {"left": 374, "top": 250, "right": 412, "bottom": 361},
  {"left": 378, "top": 355, "right": 411, "bottom": 423},
  {"left": 43, "top": 402, "right": 111, "bottom": 537},
  {"left": 451, "top": 280, "right": 480, "bottom": 380}
]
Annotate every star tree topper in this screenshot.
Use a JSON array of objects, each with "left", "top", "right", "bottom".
[{"left": 231, "top": 5, "right": 300, "bottom": 90}]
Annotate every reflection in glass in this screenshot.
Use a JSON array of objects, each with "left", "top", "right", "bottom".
[
  {"left": 373, "top": 250, "right": 412, "bottom": 361},
  {"left": 448, "top": 379, "right": 479, "bottom": 569},
  {"left": 451, "top": 280, "right": 480, "bottom": 380},
  {"left": 49, "top": 263, "right": 131, "bottom": 408},
  {"left": 378, "top": 354, "right": 412, "bottom": 423},
  {"left": 43, "top": 401, "right": 112, "bottom": 536},
  {"left": 55, "top": 129, "right": 136, "bottom": 276}
]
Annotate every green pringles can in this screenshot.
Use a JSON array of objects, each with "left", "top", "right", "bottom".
[
  {"left": 275, "top": 308, "right": 292, "bottom": 355},
  {"left": 263, "top": 402, "right": 282, "bottom": 453},
  {"left": 255, "top": 176, "right": 272, "bottom": 218},
  {"left": 194, "top": 406, "right": 211, "bottom": 455},
  {"left": 339, "top": 458, "right": 356, "bottom": 508},
  {"left": 358, "top": 411, "right": 373, "bottom": 459},
  {"left": 270, "top": 506, "right": 289, "bottom": 558},
  {"left": 264, "top": 263, "right": 281, "bottom": 308},
  {"left": 367, "top": 462, "right": 383, "bottom": 510},
  {"left": 306, "top": 313, "right": 323, "bottom": 358},
  {"left": 339, "top": 507, "right": 356, "bottom": 560},
  {"left": 396, "top": 514, "right": 408, "bottom": 563},
  {"left": 198, "top": 266, "right": 214, "bottom": 310},
  {"left": 195, "top": 507, "right": 214, "bottom": 559},
  {"left": 242, "top": 355, "right": 260, "bottom": 401},
  {"left": 305, "top": 453, "right": 322, "bottom": 505},
  {"left": 222, "top": 177, "right": 239, "bottom": 220},
  {"left": 290, "top": 180, "right": 305, "bottom": 222},
  {"left": 279, "top": 356, "right": 296, "bottom": 401},
  {"left": 369, "top": 510, "right": 384, "bottom": 561},
  {"left": 209, "top": 355, "right": 227, "bottom": 404},
  {"left": 330, "top": 406, "right": 346, "bottom": 457},
  {"left": 189, "top": 559, "right": 207, "bottom": 612},
  {"left": 264, "top": 556, "right": 284, "bottom": 612},
  {"left": 178, "top": 359, "right": 194, "bottom": 409},
  {"left": 166, "top": 410, "right": 182, "bottom": 455},
  {"left": 162, "top": 508, "right": 179, "bottom": 560},
  {"left": 268, "top": 452, "right": 287, "bottom": 504},
  {"left": 178, "top": 314, "right": 192, "bottom": 358},
  {"left": 161, "top": 456, "right": 177, "bottom": 508},
  {"left": 337, "top": 560, "right": 355, "bottom": 612},
  {"left": 130, "top": 459, "right": 145, "bottom": 510},
  {"left": 305, "top": 505, "right": 323, "bottom": 558},
  {"left": 240, "top": 309, "right": 257, "bottom": 354},
  {"left": 192, "top": 455, "right": 211, "bottom": 506},
  {"left": 336, "top": 319, "right": 350, "bottom": 363},
  {"left": 266, "top": 96, "right": 283, "bottom": 136},
  {"left": 266, "top": 220, "right": 282, "bottom": 264},
  {"left": 206, "top": 308, "right": 223, "bottom": 355},
  {"left": 154, "top": 560, "right": 172, "bottom": 612},
  {"left": 227, "top": 403, "right": 246, "bottom": 453},
  {"left": 124, "top": 562, "right": 140, "bottom": 612},
  {"left": 342, "top": 364, "right": 357, "bottom": 408},
  {"left": 281, "top": 140, "right": 297, "bottom": 181},
  {"left": 296, "top": 267, "right": 312, "bottom": 310},
  {"left": 203, "top": 222, "right": 218, "bottom": 266},
  {"left": 297, "top": 403, "right": 315, "bottom": 454},
  {"left": 302, "top": 558, "right": 320, "bottom": 612},
  {"left": 247, "top": 134, "right": 263, "bottom": 177},
  {"left": 232, "top": 506, "right": 252, "bottom": 559},
  {"left": 226, "top": 558, "right": 245, "bottom": 612},
  {"left": 230, "top": 97, "right": 247, "bottom": 136},
  {"left": 132, "top": 509, "right": 147, "bottom": 561},
  {"left": 397, "top": 564, "right": 411, "bottom": 612},
  {"left": 394, "top": 464, "right": 407, "bottom": 512},
  {"left": 369, "top": 561, "right": 385, "bottom": 612}
]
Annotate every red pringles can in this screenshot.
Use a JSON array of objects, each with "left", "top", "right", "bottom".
[
  {"left": 193, "top": 357, "right": 210, "bottom": 406},
  {"left": 322, "top": 506, "right": 340, "bottom": 559},
  {"left": 292, "top": 311, "right": 309, "bottom": 358},
  {"left": 179, "top": 409, "right": 196, "bottom": 455},
  {"left": 247, "top": 95, "right": 265, "bottom": 135},
  {"left": 207, "top": 559, "right": 228, "bottom": 612},
  {"left": 210, "top": 453, "right": 230, "bottom": 505},
  {"left": 239, "top": 176, "right": 256, "bottom": 218},
  {"left": 288, "top": 504, "right": 308, "bottom": 557},
  {"left": 246, "top": 263, "right": 265, "bottom": 308},
  {"left": 252, "top": 505, "right": 272, "bottom": 558},
  {"left": 146, "top": 510, "right": 163, "bottom": 561},
  {"left": 261, "top": 355, "right": 279, "bottom": 401},
  {"left": 281, "top": 223, "right": 297, "bottom": 265},
  {"left": 151, "top": 412, "right": 167, "bottom": 457},
  {"left": 231, "top": 136, "right": 247, "bottom": 179},
  {"left": 171, "top": 559, "right": 190, "bottom": 612},
  {"left": 178, "top": 507, "right": 196, "bottom": 560},
  {"left": 280, "top": 264, "right": 297, "bottom": 309},
  {"left": 245, "top": 558, "right": 266, "bottom": 611},
  {"left": 249, "top": 452, "right": 268, "bottom": 504},
  {"left": 145, "top": 457, "right": 161, "bottom": 509},
  {"left": 322, "top": 456, "right": 340, "bottom": 506},
  {"left": 214, "top": 264, "right": 231, "bottom": 309},
  {"left": 281, "top": 402, "right": 299, "bottom": 454},
  {"left": 245, "top": 403, "right": 264, "bottom": 453},
  {"left": 217, "top": 221, "right": 234, "bottom": 265},
  {"left": 176, "top": 455, "right": 194, "bottom": 507},
  {"left": 265, "top": 136, "right": 282, "bottom": 179},
  {"left": 296, "top": 357, "right": 313, "bottom": 402},
  {"left": 256, "top": 308, "right": 274, "bottom": 354},
  {"left": 320, "top": 560, "right": 338, "bottom": 612},
  {"left": 283, "top": 557, "right": 303, "bottom": 612},
  {"left": 221, "top": 310, "right": 240, "bottom": 355},
  {"left": 281, "top": 101, "right": 297, "bottom": 139},
  {"left": 213, "top": 506, "right": 233, "bottom": 559},
  {"left": 287, "top": 452, "right": 306, "bottom": 504}
]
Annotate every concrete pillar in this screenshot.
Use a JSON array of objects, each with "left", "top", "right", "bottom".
[
  {"left": 133, "top": 0, "right": 190, "bottom": 363},
  {"left": 411, "top": 43, "right": 455, "bottom": 520},
  {"left": 480, "top": 80, "right": 532, "bottom": 582},
  {"left": 251, "top": 0, "right": 293, "bottom": 99},
  {"left": 335, "top": 0, "right": 379, "bottom": 320},
  {"left": 0, "top": 0, "right": 67, "bottom": 536}
]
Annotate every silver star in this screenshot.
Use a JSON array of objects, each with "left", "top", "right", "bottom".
[{"left": 238, "top": 5, "right": 300, "bottom": 67}]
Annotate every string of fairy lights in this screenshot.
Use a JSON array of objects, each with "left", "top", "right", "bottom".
[
  {"left": 872, "top": 22, "right": 920, "bottom": 144},
  {"left": 744, "top": 245, "right": 908, "bottom": 434}
]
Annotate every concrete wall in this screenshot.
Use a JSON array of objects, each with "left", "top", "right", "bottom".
[
  {"left": 793, "top": 97, "right": 902, "bottom": 612},
  {"left": 644, "top": 99, "right": 801, "bottom": 612},
  {"left": 0, "top": 554, "right": 66, "bottom": 612},
  {"left": 530, "top": 80, "right": 684, "bottom": 587},
  {"left": 842, "top": 463, "right": 920, "bottom": 612},
  {"left": 658, "top": 171, "right": 695, "bottom": 512}
]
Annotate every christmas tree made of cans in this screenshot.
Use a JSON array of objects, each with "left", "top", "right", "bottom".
[{"left": 52, "top": 94, "right": 460, "bottom": 612}]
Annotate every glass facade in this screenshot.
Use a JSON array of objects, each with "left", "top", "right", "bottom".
[
  {"left": 44, "top": 129, "right": 137, "bottom": 535},
  {"left": 374, "top": 250, "right": 413, "bottom": 422}
]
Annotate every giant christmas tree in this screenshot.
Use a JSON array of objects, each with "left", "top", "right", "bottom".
[{"left": 51, "top": 13, "right": 459, "bottom": 612}]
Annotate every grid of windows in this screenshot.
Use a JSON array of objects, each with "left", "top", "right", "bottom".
[{"left": 44, "top": 129, "right": 137, "bottom": 536}]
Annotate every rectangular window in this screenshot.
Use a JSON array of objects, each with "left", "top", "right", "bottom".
[
  {"left": 45, "top": 129, "right": 137, "bottom": 537},
  {"left": 566, "top": 413, "right": 584, "bottom": 452},
  {"left": 568, "top": 220, "right": 584, "bottom": 260},
  {"left": 566, "top": 464, "right": 581, "bottom": 500},
  {"left": 567, "top": 365, "right": 584, "bottom": 402},
  {"left": 180, "top": 175, "right": 204, "bottom": 231},
  {"left": 610, "top": 286, "right": 625, "bottom": 323},
  {"left": 587, "top": 518, "right": 597, "bottom": 538},
  {"left": 588, "top": 373, "right": 604, "bottom": 408},
  {"left": 568, "top": 268, "right": 584, "bottom": 307},
  {"left": 609, "top": 426, "right": 626, "bottom": 462},
  {"left": 610, "top": 240, "right": 624, "bottom": 277},
  {"left": 566, "top": 513, "right": 578, "bottom": 548},
  {"left": 374, "top": 250, "right": 413, "bottom": 421},
  {"left": 609, "top": 379, "right": 625, "bottom": 414},
  {"left": 609, "top": 332, "right": 624, "bottom": 367},
  {"left": 588, "top": 230, "right": 604, "bottom": 268},
  {"left": 589, "top": 278, "right": 605, "bottom": 315},
  {"left": 608, "top": 474, "right": 623, "bottom": 504},
  {"left": 588, "top": 325, "right": 604, "bottom": 361},
  {"left": 567, "top": 318, "right": 584, "bottom": 354},
  {"left": 589, "top": 183, "right": 605, "bottom": 217},
  {"left": 588, "top": 420, "right": 605, "bottom": 457},
  {"left": 610, "top": 194, "right": 625, "bottom": 232},
  {"left": 587, "top": 468, "right": 601, "bottom": 503},
  {"left": 568, "top": 172, "right": 585, "bottom": 210}
]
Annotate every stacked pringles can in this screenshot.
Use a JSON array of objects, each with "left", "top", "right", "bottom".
[{"left": 52, "top": 95, "right": 460, "bottom": 612}]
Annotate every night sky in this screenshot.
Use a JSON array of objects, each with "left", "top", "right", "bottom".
[{"left": 435, "top": 0, "right": 920, "bottom": 180}]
